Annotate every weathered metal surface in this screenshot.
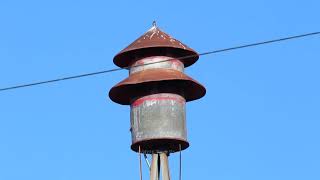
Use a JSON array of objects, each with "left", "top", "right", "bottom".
[
  {"left": 113, "top": 24, "right": 199, "bottom": 68},
  {"left": 130, "top": 56, "right": 184, "bottom": 75},
  {"left": 109, "top": 23, "right": 206, "bottom": 159},
  {"left": 109, "top": 69, "right": 206, "bottom": 105},
  {"left": 130, "top": 93, "right": 188, "bottom": 153}
]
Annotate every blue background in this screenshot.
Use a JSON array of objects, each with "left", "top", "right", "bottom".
[{"left": 0, "top": 0, "right": 319, "bottom": 179}]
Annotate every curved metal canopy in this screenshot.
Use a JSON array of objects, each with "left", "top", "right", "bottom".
[{"left": 109, "top": 69, "right": 206, "bottom": 105}]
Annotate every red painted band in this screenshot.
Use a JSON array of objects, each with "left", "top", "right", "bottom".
[{"left": 131, "top": 96, "right": 185, "bottom": 107}]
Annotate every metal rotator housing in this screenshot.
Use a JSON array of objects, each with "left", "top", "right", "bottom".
[
  {"left": 109, "top": 22, "right": 206, "bottom": 180},
  {"left": 109, "top": 24, "right": 206, "bottom": 153}
]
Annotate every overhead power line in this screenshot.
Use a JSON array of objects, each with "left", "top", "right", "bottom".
[{"left": 0, "top": 31, "right": 319, "bottom": 92}]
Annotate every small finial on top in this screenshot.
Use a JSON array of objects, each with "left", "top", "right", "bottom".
[{"left": 152, "top": 21, "right": 157, "bottom": 27}]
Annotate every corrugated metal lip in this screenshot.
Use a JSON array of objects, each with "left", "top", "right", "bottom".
[
  {"left": 109, "top": 69, "right": 206, "bottom": 105},
  {"left": 113, "top": 26, "right": 199, "bottom": 68}
]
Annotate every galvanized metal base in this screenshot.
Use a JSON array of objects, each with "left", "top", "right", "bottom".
[{"left": 130, "top": 93, "right": 189, "bottom": 153}]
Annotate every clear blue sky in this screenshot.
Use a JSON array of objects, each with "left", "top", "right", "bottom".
[{"left": 0, "top": 0, "right": 319, "bottom": 179}]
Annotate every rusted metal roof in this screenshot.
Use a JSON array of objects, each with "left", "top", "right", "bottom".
[
  {"left": 113, "top": 24, "right": 199, "bottom": 68},
  {"left": 109, "top": 69, "right": 206, "bottom": 105}
]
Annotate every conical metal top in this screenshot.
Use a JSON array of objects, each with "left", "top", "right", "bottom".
[{"left": 113, "top": 22, "right": 199, "bottom": 68}]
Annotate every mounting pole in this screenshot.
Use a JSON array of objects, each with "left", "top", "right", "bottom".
[
  {"left": 160, "top": 152, "right": 170, "bottom": 180},
  {"left": 149, "top": 152, "right": 171, "bottom": 180},
  {"left": 150, "top": 153, "right": 159, "bottom": 180},
  {"left": 139, "top": 146, "right": 143, "bottom": 180}
]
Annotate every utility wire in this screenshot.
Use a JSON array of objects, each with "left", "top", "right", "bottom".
[{"left": 0, "top": 31, "right": 319, "bottom": 92}]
